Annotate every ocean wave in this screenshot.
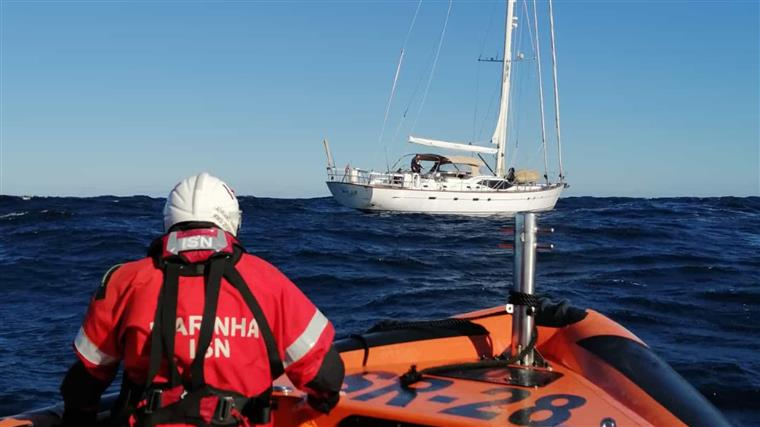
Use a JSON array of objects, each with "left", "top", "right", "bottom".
[
  {"left": 0, "top": 211, "right": 29, "bottom": 220},
  {"left": 1, "top": 195, "right": 758, "bottom": 421}
]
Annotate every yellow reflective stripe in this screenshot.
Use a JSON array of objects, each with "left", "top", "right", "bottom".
[
  {"left": 74, "top": 327, "right": 118, "bottom": 366},
  {"left": 284, "top": 310, "right": 328, "bottom": 368}
]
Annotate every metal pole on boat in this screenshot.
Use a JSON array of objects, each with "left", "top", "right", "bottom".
[
  {"left": 322, "top": 139, "right": 336, "bottom": 180},
  {"left": 511, "top": 212, "right": 536, "bottom": 366}
]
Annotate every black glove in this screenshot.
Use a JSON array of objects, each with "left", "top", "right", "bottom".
[
  {"left": 60, "top": 361, "right": 110, "bottom": 426},
  {"left": 62, "top": 407, "right": 98, "bottom": 427},
  {"left": 307, "top": 392, "right": 340, "bottom": 414}
]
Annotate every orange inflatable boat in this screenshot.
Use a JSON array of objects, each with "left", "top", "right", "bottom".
[
  {"left": 1, "top": 213, "right": 731, "bottom": 427},
  {"left": 268, "top": 214, "right": 731, "bottom": 426},
  {"left": 271, "top": 302, "right": 729, "bottom": 426},
  {"left": 2, "top": 302, "right": 731, "bottom": 427}
]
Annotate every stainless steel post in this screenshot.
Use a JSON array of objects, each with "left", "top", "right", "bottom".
[{"left": 511, "top": 212, "right": 536, "bottom": 365}]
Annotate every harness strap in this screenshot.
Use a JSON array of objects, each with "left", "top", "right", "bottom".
[
  {"left": 145, "top": 280, "right": 165, "bottom": 388},
  {"left": 136, "top": 388, "right": 206, "bottom": 427},
  {"left": 223, "top": 263, "right": 285, "bottom": 380},
  {"left": 145, "top": 262, "right": 183, "bottom": 388},
  {"left": 163, "top": 263, "right": 182, "bottom": 386},
  {"left": 190, "top": 257, "right": 226, "bottom": 390}
]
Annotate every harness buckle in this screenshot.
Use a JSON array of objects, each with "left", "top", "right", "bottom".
[
  {"left": 214, "top": 396, "right": 235, "bottom": 422},
  {"left": 145, "top": 389, "right": 163, "bottom": 414}
]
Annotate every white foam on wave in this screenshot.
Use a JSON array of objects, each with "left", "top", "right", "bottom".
[{"left": 0, "top": 211, "right": 29, "bottom": 219}]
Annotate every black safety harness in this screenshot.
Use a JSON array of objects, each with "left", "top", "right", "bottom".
[{"left": 112, "top": 229, "right": 284, "bottom": 427}]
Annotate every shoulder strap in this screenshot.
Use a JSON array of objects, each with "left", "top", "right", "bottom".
[
  {"left": 188, "top": 256, "right": 226, "bottom": 391},
  {"left": 223, "top": 263, "right": 285, "bottom": 380},
  {"left": 145, "top": 262, "right": 183, "bottom": 388}
]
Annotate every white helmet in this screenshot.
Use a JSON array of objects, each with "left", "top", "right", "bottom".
[{"left": 163, "top": 172, "right": 242, "bottom": 236}]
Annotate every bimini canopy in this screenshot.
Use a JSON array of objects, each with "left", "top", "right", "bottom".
[
  {"left": 443, "top": 155, "right": 483, "bottom": 175},
  {"left": 415, "top": 153, "right": 447, "bottom": 162},
  {"left": 444, "top": 155, "right": 482, "bottom": 168},
  {"left": 414, "top": 154, "right": 484, "bottom": 175}
]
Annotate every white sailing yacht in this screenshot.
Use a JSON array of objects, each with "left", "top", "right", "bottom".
[{"left": 325, "top": 0, "right": 567, "bottom": 214}]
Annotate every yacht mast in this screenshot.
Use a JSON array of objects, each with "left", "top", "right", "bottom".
[
  {"left": 493, "top": 0, "right": 517, "bottom": 178},
  {"left": 548, "top": 0, "right": 565, "bottom": 182},
  {"left": 533, "top": 0, "right": 550, "bottom": 184}
]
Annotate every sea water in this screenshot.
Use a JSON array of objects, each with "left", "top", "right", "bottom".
[{"left": 1, "top": 195, "right": 758, "bottom": 425}]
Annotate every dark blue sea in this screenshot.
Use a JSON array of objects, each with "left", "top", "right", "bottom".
[{"left": 1, "top": 195, "right": 759, "bottom": 425}]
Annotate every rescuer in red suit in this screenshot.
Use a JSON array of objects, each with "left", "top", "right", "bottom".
[{"left": 60, "top": 172, "right": 345, "bottom": 426}]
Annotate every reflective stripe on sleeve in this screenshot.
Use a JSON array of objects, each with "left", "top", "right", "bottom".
[
  {"left": 284, "top": 310, "right": 328, "bottom": 368},
  {"left": 74, "top": 327, "right": 119, "bottom": 366}
]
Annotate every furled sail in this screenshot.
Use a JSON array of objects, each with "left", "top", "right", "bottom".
[
  {"left": 491, "top": 0, "right": 517, "bottom": 178},
  {"left": 408, "top": 136, "right": 497, "bottom": 154}
]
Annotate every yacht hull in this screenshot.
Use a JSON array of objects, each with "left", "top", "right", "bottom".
[{"left": 326, "top": 181, "right": 564, "bottom": 214}]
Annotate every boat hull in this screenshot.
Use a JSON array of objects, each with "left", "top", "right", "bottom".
[
  {"left": 326, "top": 181, "right": 564, "bottom": 214},
  {"left": 271, "top": 304, "right": 730, "bottom": 427},
  {"left": 1, "top": 304, "right": 731, "bottom": 427}
]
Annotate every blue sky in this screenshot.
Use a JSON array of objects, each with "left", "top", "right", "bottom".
[{"left": 1, "top": 0, "right": 758, "bottom": 198}]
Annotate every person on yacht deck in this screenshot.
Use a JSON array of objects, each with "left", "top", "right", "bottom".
[{"left": 410, "top": 155, "right": 422, "bottom": 173}]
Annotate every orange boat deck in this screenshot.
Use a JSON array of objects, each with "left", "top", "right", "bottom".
[
  {"left": 0, "top": 304, "right": 730, "bottom": 427},
  {"left": 272, "top": 305, "right": 727, "bottom": 427}
]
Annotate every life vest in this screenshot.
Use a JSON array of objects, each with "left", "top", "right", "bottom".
[{"left": 111, "top": 228, "right": 284, "bottom": 427}]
